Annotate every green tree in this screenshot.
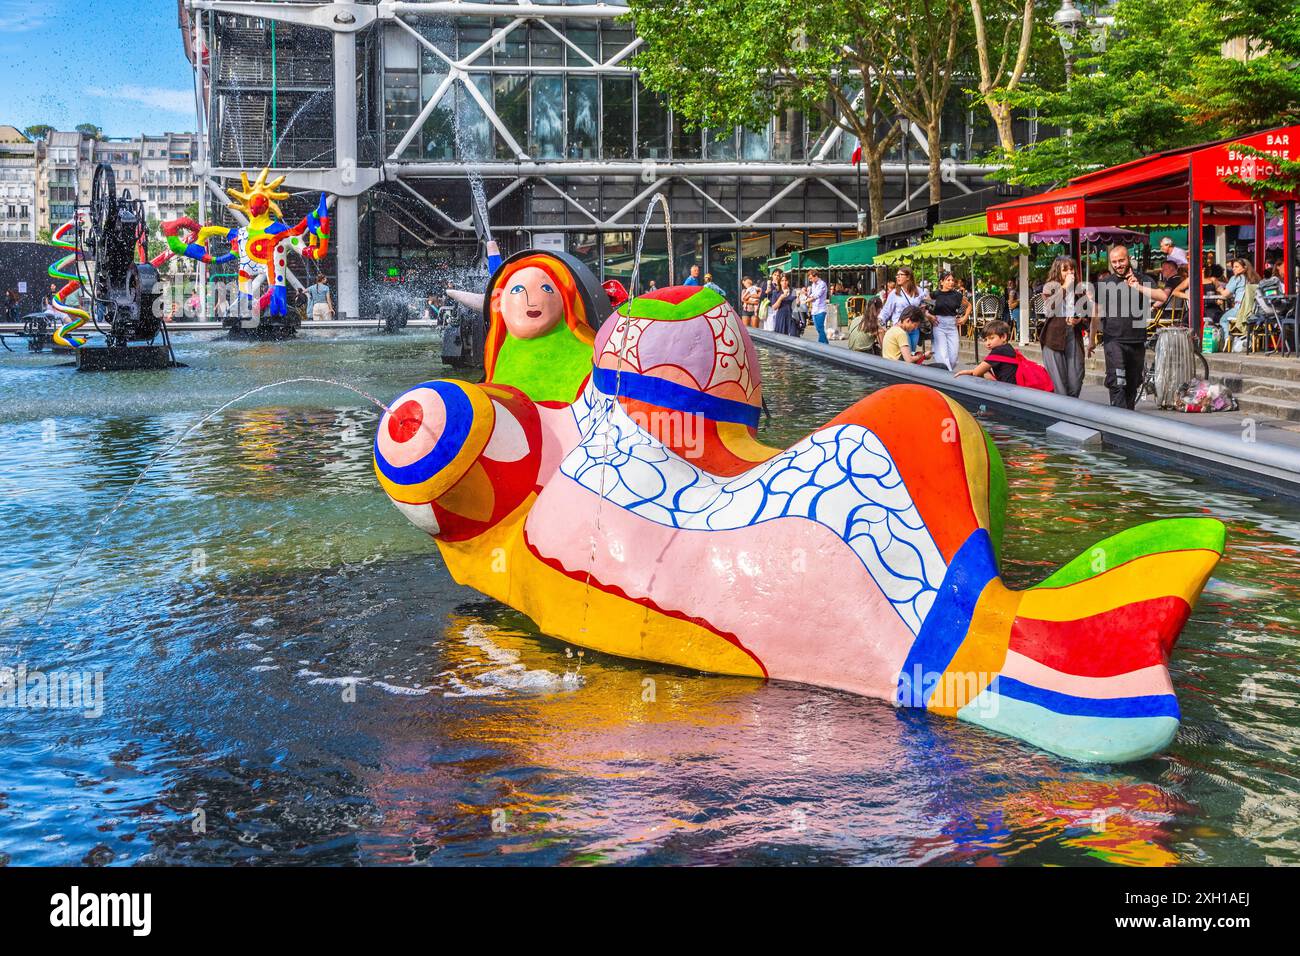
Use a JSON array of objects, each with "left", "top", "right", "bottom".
[
  {"left": 23, "top": 124, "right": 54, "bottom": 141},
  {"left": 75, "top": 123, "right": 103, "bottom": 140},
  {"left": 37, "top": 227, "right": 52, "bottom": 244},
  {"left": 627, "top": 0, "right": 904, "bottom": 228},
  {"left": 966, "top": 0, "right": 1065, "bottom": 152},
  {"left": 876, "top": 0, "right": 968, "bottom": 202},
  {"left": 987, "top": 0, "right": 1300, "bottom": 185}
]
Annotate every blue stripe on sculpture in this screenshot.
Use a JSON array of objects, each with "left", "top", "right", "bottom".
[
  {"left": 374, "top": 382, "right": 474, "bottom": 486},
  {"left": 895, "top": 529, "right": 998, "bottom": 708},
  {"left": 991, "top": 676, "right": 1181, "bottom": 720},
  {"left": 591, "top": 366, "right": 761, "bottom": 427}
]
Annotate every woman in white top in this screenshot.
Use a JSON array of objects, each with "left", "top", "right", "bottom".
[{"left": 879, "top": 266, "right": 928, "bottom": 353}]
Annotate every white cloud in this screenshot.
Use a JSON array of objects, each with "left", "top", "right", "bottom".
[
  {"left": 0, "top": 1, "right": 50, "bottom": 32},
  {"left": 85, "top": 85, "right": 194, "bottom": 117}
]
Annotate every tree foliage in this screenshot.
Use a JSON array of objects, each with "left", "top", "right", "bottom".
[{"left": 986, "top": 0, "right": 1300, "bottom": 185}]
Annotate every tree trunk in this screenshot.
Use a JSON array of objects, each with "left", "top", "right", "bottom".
[
  {"left": 866, "top": 151, "right": 887, "bottom": 231},
  {"left": 927, "top": 121, "right": 943, "bottom": 204},
  {"left": 986, "top": 97, "right": 1016, "bottom": 153}
]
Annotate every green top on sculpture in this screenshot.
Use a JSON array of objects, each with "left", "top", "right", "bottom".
[{"left": 482, "top": 250, "right": 613, "bottom": 403}]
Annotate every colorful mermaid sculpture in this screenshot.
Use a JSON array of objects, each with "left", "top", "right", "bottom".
[
  {"left": 163, "top": 168, "right": 329, "bottom": 319},
  {"left": 373, "top": 283, "right": 1225, "bottom": 763}
]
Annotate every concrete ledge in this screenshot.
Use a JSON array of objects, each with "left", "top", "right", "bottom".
[
  {"left": 1046, "top": 421, "right": 1103, "bottom": 446},
  {"left": 751, "top": 328, "right": 1300, "bottom": 498}
]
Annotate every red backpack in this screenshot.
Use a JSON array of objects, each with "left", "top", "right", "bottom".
[{"left": 985, "top": 350, "right": 1055, "bottom": 392}]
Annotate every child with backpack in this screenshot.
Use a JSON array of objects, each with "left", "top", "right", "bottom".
[{"left": 954, "top": 321, "right": 1054, "bottom": 391}]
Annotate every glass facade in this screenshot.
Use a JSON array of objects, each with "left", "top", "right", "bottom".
[
  {"left": 380, "top": 19, "right": 874, "bottom": 164},
  {"left": 360, "top": 15, "right": 1020, "bottom": 297}
]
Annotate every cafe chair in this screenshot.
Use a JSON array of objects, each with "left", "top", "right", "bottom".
[{"left": 972, "top": 293, "right": 1002, "bottom": 338}]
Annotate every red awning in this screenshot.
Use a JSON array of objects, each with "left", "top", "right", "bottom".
[{"left": 986, "top": 125, "right": 1300, "bottom": 236}]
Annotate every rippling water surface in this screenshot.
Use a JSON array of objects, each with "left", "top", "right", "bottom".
[{"left": 0, "top": 332, "right": 1297, "bottom": 866}]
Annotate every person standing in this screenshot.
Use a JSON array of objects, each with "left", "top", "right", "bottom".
[
  {"left": 760, "top": 268, "right": 783, "bottom": 330},
  {"left": 683, "top": 264, "right": 702, "bottom": 286},
  {"left": 703, "top": 272, "right": 726, "bottom": 296},
  {"left": 1040, "top": 256, "right": 1091, "bottom": 397},
  {"left": 1090, "top": 244, "right": 1169, "bottom": 409},
  {"left": 740, "top": 276, "right": 760, "bottom": 327},
  {"left": 879, "top": 267, "right": 926, "bottom": 352},
  {"left": 804, "top": 269, "right": 830, "bottom": 344},
  {"left": 305, "top": 275, "right": 334, "bottom": 321},
  {"left": 1159, "top": 235, "right": 1187, "bottom": 266},
  {"left": 770, "top": 275, "right": 795, "bottom": 336},
  {"left": 928, "top": 271, "right": 969, "bottom": 371}
]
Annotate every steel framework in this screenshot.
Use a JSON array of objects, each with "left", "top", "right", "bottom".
[{"left": 182, "top": 0, "right": 1001, "bottom": 317}]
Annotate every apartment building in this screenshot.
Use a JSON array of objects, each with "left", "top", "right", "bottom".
[
  {"left": 139, "top": 132, "right": 201, "bottom": 223},
  {"left": 0, "top": 126, "right": 38, "bottom": 242}
]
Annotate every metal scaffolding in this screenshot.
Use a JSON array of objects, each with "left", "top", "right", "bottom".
[{"left": 180, "top": 0, "right": 1001, "bottom": 316}]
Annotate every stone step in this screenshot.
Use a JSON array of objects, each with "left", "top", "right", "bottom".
[
  {"left": 1219, "top": 374, "right": 1300, "bottom": 399},
  {"left": 1236, "top": 393, "right": 1300, "bottom": 422}
]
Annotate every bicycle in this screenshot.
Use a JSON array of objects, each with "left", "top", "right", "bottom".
[{"left": 1138, "top": 326, "right": 1209, "bottom": 408}]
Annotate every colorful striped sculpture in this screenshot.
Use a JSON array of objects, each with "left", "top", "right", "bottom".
[
  {"left": 163, "top": 168, "right": 329, "bottom": 318},
  {"left": 374, "top": 285, "right": 1225, "bottom": 763}
]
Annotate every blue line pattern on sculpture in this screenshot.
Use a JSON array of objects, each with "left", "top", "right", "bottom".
[{"left": 562, "top": 382, "right": 948, "bottom": 634}]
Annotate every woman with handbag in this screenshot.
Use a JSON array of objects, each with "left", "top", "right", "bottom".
[
  {"left": 879, "top": 267, "right": 927, "bottom": 353},
  {"left": 771, "top": 275, "right": 796, "bottom": 336},
  {"left": 1039, "top": 256, "right": 1091, "bottom": 397}
]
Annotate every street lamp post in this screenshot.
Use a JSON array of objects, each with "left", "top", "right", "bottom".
[{"left": 1054, "top": 0, "right": 1083, "bottom": 89}]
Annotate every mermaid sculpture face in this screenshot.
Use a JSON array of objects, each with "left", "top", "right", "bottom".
[
  {"left": 482, "top": 253, "right": 600, "bottom": 404},
  {"left": 500, "top": 266, "right": 564, "bottom": 339}
]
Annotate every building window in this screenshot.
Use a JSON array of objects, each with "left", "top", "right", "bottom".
[
  {"left": 494, "top": 74, "right": 528, "bottom": 160},
  {"left": 705, "top": 128, "right": 738, "bottom": 161},
  {"left": 672, "top": 117, "right": 701, "bottom": 160},
  {"left": 567, "top": 76, "right": 598, "bottom": 160},
  {"left": 531, "top": 75, "right": 563, "bottom": 160},
  {"left": 602, "top": 77, "right": 633, "bottom": 160},
  {"left": 637, "top": 84, "right": 668, "bottom": 160}
]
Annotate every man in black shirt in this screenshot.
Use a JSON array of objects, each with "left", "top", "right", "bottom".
[{"left": 1088, "top": 244, "right": 1173, "bottom": 409}]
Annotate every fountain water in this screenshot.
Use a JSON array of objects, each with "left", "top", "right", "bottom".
[
  {"left": 267, "top": 89, "right": 328, "bottom": 167},
  {"left": 629, "top": 192, "right": 673, "bottom": 295},
  {"left": 30, "top": 377, "right": 441, "bottom": 628}
]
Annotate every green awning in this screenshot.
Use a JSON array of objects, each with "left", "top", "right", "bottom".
[
  {"left": 1141, "top": 226, "right": 1187, "bottom": 248},
  {"left": 603, "top": 253, "right": 667, "bottom": 278},
  {"left": 873, "top": 234, "right": 1029, "bottom": 266},
  {"left": 826, "top": 234, "right": 879, "bottom": 269},
  {"left": 765, "top": 256, "right": 791, "bottom": 273},
  {"left": 790, "top": 246, "right": 830, "bottom": 270},
  {"left": 931, "top": 214, "right": 988, "bottom": 240}
]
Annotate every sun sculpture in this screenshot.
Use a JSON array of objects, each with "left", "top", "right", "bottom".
[
  {"left": 163, "top": 168, "right": 330, "bottom": 318},
  {"left": 373, "top": 279, "right": 1226, "bottom": 764}
]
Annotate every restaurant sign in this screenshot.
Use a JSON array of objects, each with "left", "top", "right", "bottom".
[
  {"left": 987, "top": 198, "right": 1083, "bottom": 235},
  {"left": 1191, "top": 126, "right": 1300, "bottom": 203}
]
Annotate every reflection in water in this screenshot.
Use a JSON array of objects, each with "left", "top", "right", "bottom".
[{"left": 0, "top": 336, "right": 1297, "bottom": 865}]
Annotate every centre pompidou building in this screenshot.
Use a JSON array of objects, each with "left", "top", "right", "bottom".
[{"left": 179, "top": 0, "right": 1021, "bottom": 317}]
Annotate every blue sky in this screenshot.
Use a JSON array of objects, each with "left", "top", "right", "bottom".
[{"left": 0, "top": 0, "right": 197, "bottom": 137}]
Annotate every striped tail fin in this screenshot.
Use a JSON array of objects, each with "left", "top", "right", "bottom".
[{"left": 951, "top": 517, "right": 1225, "bottom": 763}]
